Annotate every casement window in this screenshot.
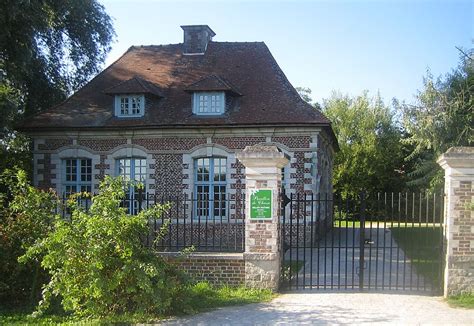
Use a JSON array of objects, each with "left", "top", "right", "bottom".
[
  {"left": 63, "top": 158, "right": 92, "bottom": 196},
  {"left": 194, "top": 157, "right": 227, "bottom": 219},
  {"left": 115, "top": 94, "right": 145, "bottom": 117},
  {"left": 116, "top": 158, "right": 147, "bottom": 214},
  {"left": 193, "top": 92, "right": 225, "bottom": 115}
]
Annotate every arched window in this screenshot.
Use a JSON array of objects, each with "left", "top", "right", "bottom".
[
  {"left": 62, "top": 158, "right": 92, "bottom": 196},
  {"left": 116, "top": 157, "right": 147, "bottom": 214}
]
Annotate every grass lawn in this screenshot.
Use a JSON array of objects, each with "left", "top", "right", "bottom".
[
  {"left": 390, "top": 227, "right": 443, "bottom": 288},
  {"left": 447, "top": 294, "right": 474, "bottom": 309},
  {"left": 0, "top": 282, "right": 276, "bottom": 325}
]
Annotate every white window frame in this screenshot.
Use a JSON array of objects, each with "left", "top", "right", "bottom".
[
  {"left": 115, "top": 94, "right": 145, "bottom": 117},
  {"left": 194, "top": 157, "right": 227, "bottom": 220},
  {"left": 115, "top": 157, "right": 147, "bottom": 214},
  {"left": 193, "top": 92, "right": 225, "bottom": 115},
  {"left": 62, "top": 158, "right": 93, "bottom": 196}
]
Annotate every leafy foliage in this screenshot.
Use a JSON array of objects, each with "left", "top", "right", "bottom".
[
  {"left": 0, "top": 0, "right": 115, "bottom": 173},
  {"left": 0, "top": 169, "right": 57, "bottom": 305},
  {"left": 296, "top": 86, "right": 314, "bottom": 103},
  {"left": 398, "top": 51, "right": 473, "bottom": 189},
  {"left": 447, "top": 293, "right": 474, "bottom": 309},
  {"left": 20, "top": 176, "right": 188, "bottom": 317},
  {"left": 323, "top": 91, "right": 404, "bottom": 195},
  {"left": 296, "top": 86, "right": 322, "bottom": 110}
]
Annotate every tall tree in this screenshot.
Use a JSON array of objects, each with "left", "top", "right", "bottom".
[
  {"left": 323, "top": 91, "right": 404, "bottom": 195},
  {"left": 296, "top": 86, "right": 313, "bottom": 103},
  {"left": 296, "top": 86, "right": 322, "bottom": 111},
  {"left": 0, "top": 0, "right": 115, "bottom": 172},
  {"left": 398, "top": 50, "right": 473, "bottom": 190}
]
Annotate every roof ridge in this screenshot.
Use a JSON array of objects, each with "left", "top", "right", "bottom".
[{"left": 129, "top": 41, "right": 266, "bottom": 49}]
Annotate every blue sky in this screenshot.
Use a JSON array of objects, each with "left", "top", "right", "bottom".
[{"left": 102, "top": 0, "right": 472, "bottom": 105}]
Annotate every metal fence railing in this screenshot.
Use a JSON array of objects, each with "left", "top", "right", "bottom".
[{"left": 58, "top": 193, "right": 245, "bottom": 253}]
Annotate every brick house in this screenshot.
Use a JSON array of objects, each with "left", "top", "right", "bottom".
[{"left": 20, "top": 25, "right": 337, "bottom": 222}]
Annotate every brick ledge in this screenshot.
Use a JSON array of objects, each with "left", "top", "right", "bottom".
[{"left": 159, "top": 252, "right": 244, "bottom": 260}]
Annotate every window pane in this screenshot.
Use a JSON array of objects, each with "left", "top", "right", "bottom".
[
  {"left": 80, "top": 159, "right": 92, "bottom": 182},
  {"left": 131, "top": 96, "right": 142, "bottom": 115},
  {"left": 135, "top": 158, "right": 146, "bottom": 182},
  {"left": 119, "top": 96, "right": 143, "bottom": 116},
  {"left": 194, "top": 157, "right": 227, "bottom": 219},
  {"left": 65, "top": 159, "right": 77, "bottom": 182},
  {"left": 65, "top": 185, "right": 75, "bottom": 197},
  {"left": 116, "top": 157, "right": 147, "bottom": 214},
  {"left": 63, "top": 159, "right": 91, "bottom": 198},
  {"left": 214, "top": 158, "right": 226, "bottom": 182},
  {"left": 197, "top": 185, "right": 210, "bottom": 217},
  {"left": 214, "top": 186, "right": 226, "bottom": 218},
  {"left": 120, "top": 97, "right": 129, "bottom": 115}
]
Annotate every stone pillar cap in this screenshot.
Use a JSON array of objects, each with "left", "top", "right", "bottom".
[
  {"left": 236, "top": 145, "right": 290, "bottom": 168},
  {"left": 437, "top": 146, "right": 474, "bottom": 169}
]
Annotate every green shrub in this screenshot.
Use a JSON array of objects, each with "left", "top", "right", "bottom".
[
  {"left": 0, "top": 169, "right": 57, "bottom": 306},
  {"left": 448, "top": 293, "right": 474, "bottom": 309},
  {"left": 20, "top": 176, "right": 188, "bottom": 317},
  {"left": 181, "top": 282, "right": 275, "bottom": 313}
]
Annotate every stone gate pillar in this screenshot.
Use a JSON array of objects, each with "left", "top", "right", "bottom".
[
  {"left": 237, "top": 145, "right": 289, "bottom": 290},
  {"left": 437, "top": 147, "right": 474, "bottom": 297}
]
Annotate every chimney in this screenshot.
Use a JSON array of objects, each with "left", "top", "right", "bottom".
[{"left": 181, "top": 25, "right": 216, "bottom": 55}]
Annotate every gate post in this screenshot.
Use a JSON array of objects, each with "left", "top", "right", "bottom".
[
  {"left": 437, "top": 147, "right": 474, "bottom": 297},
  {"left": 237, "top": 145, "right": 289, "bottom": 290}
]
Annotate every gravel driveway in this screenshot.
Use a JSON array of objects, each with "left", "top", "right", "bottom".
[{"left": 161, "top": 292, "right": 473, "bottom": 325}]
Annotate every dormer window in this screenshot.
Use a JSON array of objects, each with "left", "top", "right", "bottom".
[
  {"left": 185, "top": 75, "right": 241, "bottom": 116},
  {"left": 193, "top": 92, "right": 225, "bottom": 115},
  {"left": 104, "top": 76, "right": 163, "bottom": 118},
  {"left": 115, "top": 94, "right": 145, "bottom": 117}
]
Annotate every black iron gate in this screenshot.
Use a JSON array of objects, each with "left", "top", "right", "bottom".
[{"left": 281, "top": 192, "right": 444, "bottom": 294}]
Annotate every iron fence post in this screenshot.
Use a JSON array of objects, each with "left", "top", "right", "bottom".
[{"left": 359, "top": 191, "right": 366, "bottom": 291}]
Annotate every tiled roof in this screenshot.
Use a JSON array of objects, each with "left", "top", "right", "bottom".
[
  {"left": 20, "top": 42, "right": 336, "bottom": 142},
  {"left": 185, "top": 75, "right": 242, "bottom": 96},
  {"left": 103, "top": 76, "right": 163, "bottom": 97}
]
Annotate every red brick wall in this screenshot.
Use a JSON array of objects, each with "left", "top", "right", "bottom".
[
  {"left": 35, "top": 134, "right": 317, "bottom": 198},
  {"left": 38, "top": 139, "right": 73, "bottom": 151},
  {"left": 213, "top": 137, "right": 265, "bottom": 149},
  {"left": 134, "top": 138, "right": 206, "bottom": 150},
  {"left": 291, "top": 151, "right": 312, "bottom": 193},
  {"left": 152, "top": 153, "right": 184, "bottom": 197},
  {"left": 272, "top": 136, "right": 311, "bottom": 148},
  {"left": 94, "top": 154, "right": 109, "bottom": 181},
  {"left": 452, "top": 181, "right": 473, "bottom": 256},
  {"left": 77, "top": 139, "right": 127, "bottom": 151},
  {"left": 162, "top": 253, "right": 245, "bottom": 286}
]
